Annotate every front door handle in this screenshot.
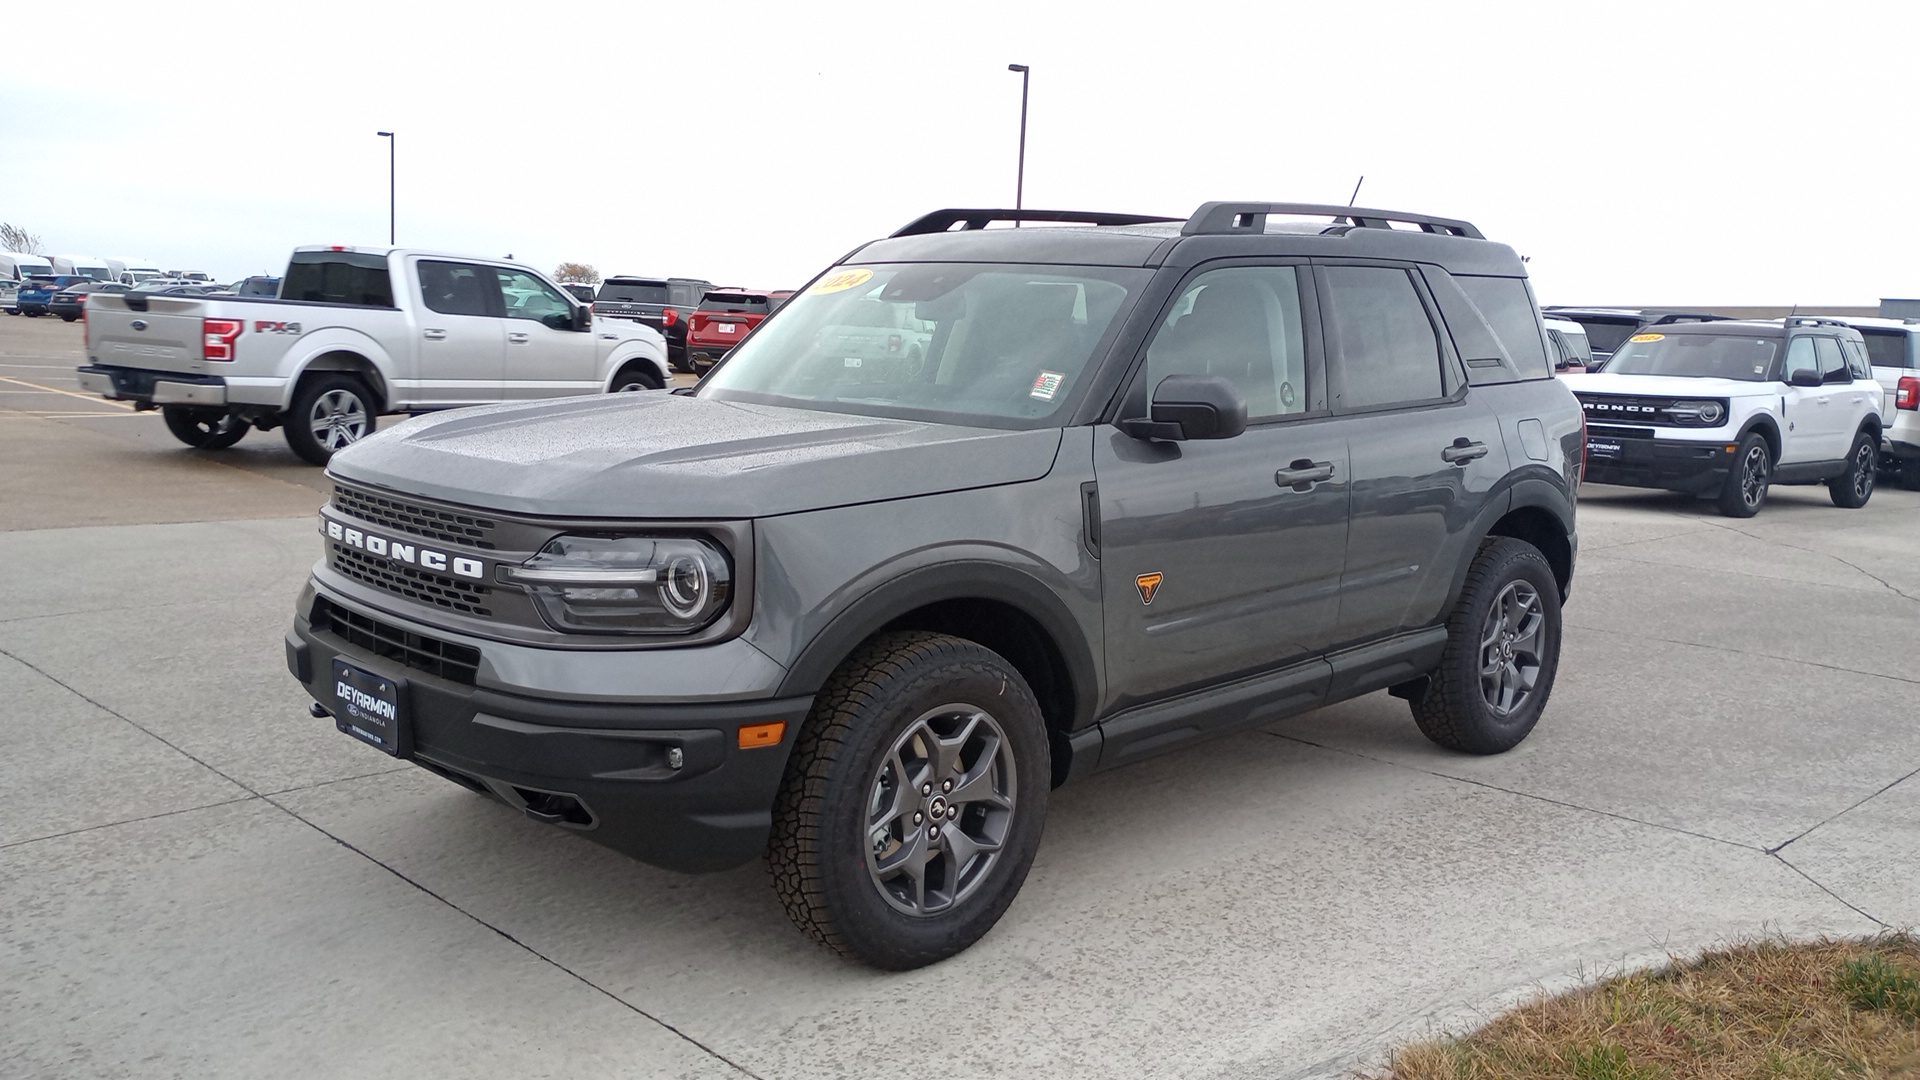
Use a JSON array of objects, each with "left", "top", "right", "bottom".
[
  {"left": 1441, "top": 438, "right": 1489, "bottom": 465},
  {"left": 1275, "top": 459, "right": 1335, "bottom": 491},
  {"left": 507, "top": 332, "right": 530, "bottom": 344},
  {"left": 422, "top": 328, "right": 448, "bottom": 341}
]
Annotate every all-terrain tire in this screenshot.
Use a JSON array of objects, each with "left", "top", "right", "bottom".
[
  {"left": 284, "top": 374, "right": 376, "bottom": 466},
  {"left": 1827, "top": 430, "right": 1876, "bottom": 509},
  {"left": 1716, "top": 432, "right": 1771, "bottom": 518},
  {"left": 161, "top": 406, "right": 248, "bottom": 449},
  {"left": 1410, "top": 537, "right": 1563, "bottom": 755},
  {"left": 767, "top": 630, "right": 1049, "bottom": 970}
]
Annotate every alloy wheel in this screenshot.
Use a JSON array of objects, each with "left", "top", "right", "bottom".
[
  {"left": 864, "top": 704, "right": 1017, "bottom": 917},
  {"left": 1740, "top": 445, "right": 1768, "bottom": 507},
  {"left": 1853, "top": 442, "right": 1875, "bottom": 499},
  {"left": 1479, "top": 580, "right": 1544, "bottom": 716},
  {"left": 309, "top": 389, "right": 370, "bottom": 452}
]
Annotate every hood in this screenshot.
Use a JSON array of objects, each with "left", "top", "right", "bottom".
[
  {"left": 1558, "top": 372, "right": 1773, "bottom": 398},
  {"left": 329, "top": 392, "right": 1064, "bottom": 518}
]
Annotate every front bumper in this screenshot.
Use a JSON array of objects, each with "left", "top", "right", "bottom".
[
  {"left": 287, "top": 588, "right": 811, "bottom": 873},
  {"left": 1582, "top": 433, "right": 1738, "bottom": 494},
  {"left": 76, "top": 365, "right": 228, "bottom": 406}
]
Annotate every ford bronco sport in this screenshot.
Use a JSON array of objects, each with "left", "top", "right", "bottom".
[{"left": 288, "top": 202, "right": 1583, "bottom": 969}]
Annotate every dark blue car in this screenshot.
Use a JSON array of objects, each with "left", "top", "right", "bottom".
[{"left": 16, "top": 275, "right": 95, "bottom": 316}]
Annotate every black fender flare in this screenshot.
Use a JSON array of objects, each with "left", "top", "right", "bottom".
[
  {"left": 1735, "top": 413, "right": 1784, "bottom": 461},
  {"left": 1438, "top": 473, "right": 1578, "bottom": 610},
  {"left": 774, "top": 559, "right": 1100, "bottom": 732}
]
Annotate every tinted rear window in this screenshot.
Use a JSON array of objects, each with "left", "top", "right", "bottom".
[
  {"left": 597, "top": 280, "right": 667, "bottom": 304},
  {"left": 1455, "top": 276, "right": 1550, "bottom": 379},
  {"left": 698, "top": 292, "right": 770, "bottom": 313},
  {"left": 281, "top": 252, "right": 395, "bottom": 307},
  {"left": 1563, "top": 316, "right": 1641, "bottom": 356},
  {"left": 1858, "top": 328, "right": 1915, "bottom": 370}
]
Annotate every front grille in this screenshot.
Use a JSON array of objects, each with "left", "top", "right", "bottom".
[
  {"left": 332, "top": 484, "right": 498, "bottom": 549},
  {"left": 312, "top": 598, "right": 480, "bottom": 685},
  {"left": 331, "top": 544, "right": 494, "bottom": 616}
]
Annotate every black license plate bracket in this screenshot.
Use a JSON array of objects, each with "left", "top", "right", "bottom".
[{"left": 331, "top": 659, "right": 410, "bottom": 757}]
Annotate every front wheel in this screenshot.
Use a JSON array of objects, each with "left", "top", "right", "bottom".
[
  {"left": 1410, "top": 537, "right": 1563, "bottom": 755},
  {"left": 161, "top": 406, "right": 248, "bottom": 449},
  {"left": 283, "top": 374, "right": 376, "bottom": 466},
  {"left": 1716, "top": 433, "right": 1771, "bottom": 518},
  {"left": 60, "top": 314, "right": 77, "bottom": 322},
  {"left": 767, "top": 631, "right": 1049, "bottom": 970},
  {"left": 1827, "top": 430, "right": 1876, "bottom": 509},
  {"left": 609, "top": 364, "right": 663, "bottom": 392}
]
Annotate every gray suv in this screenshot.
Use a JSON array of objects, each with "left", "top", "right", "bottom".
[{"left": 287, "top": 202, "right": 1583, "bottom": 969}]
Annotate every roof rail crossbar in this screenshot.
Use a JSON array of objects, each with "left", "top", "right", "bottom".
[
  {"left": 1643, "top": 313, "right": 1735, "bottom": 326},
  {"left": 1783, "top": 316, "right": 1852, "bottom": 329},
  {"left": 890, "top": 209, "right": 1181, "bottom": 238},
  {"left": 1181, "top": 201, "right": 1484, "bottom": 240}
]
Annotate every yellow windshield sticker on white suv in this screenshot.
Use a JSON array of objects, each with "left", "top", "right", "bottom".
[
  {"left": 1630, "top": 332, "right": 1664, "bottom": 342},
  {"left": 810, "top": 268, "right": 874, "bottom": 295}
]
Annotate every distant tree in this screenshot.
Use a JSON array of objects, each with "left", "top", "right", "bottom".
[
  {"left": 0, "top": 222, "right": 46, "bottom": 255},
  {"left": 554, "top": 262, "right": 601, "bottom": 285}
]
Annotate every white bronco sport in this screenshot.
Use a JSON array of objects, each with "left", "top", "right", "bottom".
[{"left": 1563, "top": 317, "right": 1884, "bottom": 517}]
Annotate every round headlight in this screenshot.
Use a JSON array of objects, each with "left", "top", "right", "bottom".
[
  {"left": 1697, "top": 401, "right": 1725, "bottom": 425},
  {"left": 660, "top": 553, "right": 710, "bottom": 619}
]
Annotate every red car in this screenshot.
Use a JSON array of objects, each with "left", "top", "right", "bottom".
[{"left": 685, "top": 289, "right": 788, "bottom": 371}]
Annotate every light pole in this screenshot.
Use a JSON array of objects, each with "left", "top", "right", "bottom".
[
  {"left": 1007, "top": 64, "right": 1028, "bottom": 224},
  {"left": 376, "top": 131, "right": 395, "bottom": 244}
]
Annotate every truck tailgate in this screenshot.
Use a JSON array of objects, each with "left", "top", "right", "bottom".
[{"left": 86, "top": 294, "right": 209, "bottom": 374}]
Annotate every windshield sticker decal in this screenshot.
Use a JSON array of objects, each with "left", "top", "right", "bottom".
[
  {"left": 810, "top": 268, "right": 874, "bottom": 295},
  {"left": 1630, "top": 333, "right": 1664, "bottom": 342},
  {"left": 1030, "top": 371, "right": 1065, "bottom": 400}
]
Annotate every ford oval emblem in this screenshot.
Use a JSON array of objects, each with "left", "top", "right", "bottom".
[{"left": 130, "top": 319, "right": 149, "bottom": 331}]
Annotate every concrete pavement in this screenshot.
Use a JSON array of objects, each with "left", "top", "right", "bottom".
[{"left": 2, "top": 314, "right": 1916, "bottom": 1078}]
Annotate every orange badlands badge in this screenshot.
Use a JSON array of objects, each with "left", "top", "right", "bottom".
[{"left": 1135, "top": 572, "right": 1164, "bottom": 605}]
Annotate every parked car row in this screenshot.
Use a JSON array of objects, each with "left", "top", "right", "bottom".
[
  {"left": 6, "top": 275, "right": 281, "bottom": 318},
  {"left": 0, "top": 251, "right": 212, "bottom": 287}
]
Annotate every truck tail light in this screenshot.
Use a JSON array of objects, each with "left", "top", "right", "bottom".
[
  {"left": 1898, "top": 376, "right": 1918, "bottom": 410},
  {"left": 661, "top": 307, "right": 678, "bottom": 328},
  {"left": 203, "top": 318, "right": 244, "bottom": 361}
]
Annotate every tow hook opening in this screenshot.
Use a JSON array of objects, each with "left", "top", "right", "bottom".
[{"left": 514, "top": 788, "right": 595, "bottom": 828}]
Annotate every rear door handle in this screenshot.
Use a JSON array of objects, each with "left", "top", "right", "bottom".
[
  {"left": 1441, "top": 438, "right": 1489, "bottom": 464},
  {"left": 422, "top": 329, "right": 447, "bottom": 341},
  {"left": 507, "top": 332, "right": 529, "bottom": 344},
  {"left": 1275, "top": 459, "right": 1335, "bottom": 490}
]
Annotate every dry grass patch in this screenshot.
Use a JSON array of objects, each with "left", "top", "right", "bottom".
[{"left": 1375, "top": 936, "right": 1920, "bottom": 1080}]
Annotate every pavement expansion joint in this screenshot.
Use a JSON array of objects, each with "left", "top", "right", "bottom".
[
  {"left": 1767, "top": 763, "right": 1920, "bottom": 856},
  {"left": 258, "top": 793, "right": 770, "bottom": 1080},
  {"left": 0, "top": 794, "right": 263, "bottom": 851},
  {"left": 1769, "top": 852, "right": 1889, "bottom": 929},
  {"left": 1561, "top": 621, "right": 1920, "bottom": 688},
  {"left": 1686, "top": 515, "right": 1920, "bottom": 604}
]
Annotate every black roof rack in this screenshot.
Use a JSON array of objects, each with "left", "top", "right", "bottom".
[
  {"left": 1643, "top": 312, "right": 1735, "bottom": 326},
  {"left": 891, "top": 209, "right": 1181, "bottom": 237},
  {"left": 1181, "top": 201, "right": 1484, "bottom": 240},
  {"left": 1783, "top": 316, "right": 1854, "bottom": 330}
]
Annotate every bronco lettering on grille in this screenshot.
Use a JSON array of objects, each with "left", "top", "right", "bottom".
[{"left": 324, "top": 518, "right": 485, "bottom": 580}]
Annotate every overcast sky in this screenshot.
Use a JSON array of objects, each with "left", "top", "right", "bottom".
[{"left": 4, "top": 0, "right": 1915, "bottom": 304}]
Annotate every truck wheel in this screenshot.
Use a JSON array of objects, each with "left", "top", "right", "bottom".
[
  {"left": 610, "top": 364, "right": 663, "bottom": 392},
  {"left": 768, "top": 631, "right": 1049, "bottom": 970},
  {"left": 60, "top": 314, "right": 77, "bottom": 323},
  {"left": 1410, "top": 538, "right": 1562, "bottom": 755},
  {"left": 1716, "top": 433, "right": 1771, "bottom": 518},
  {"left": 284, "top": 374, "right": 375, "bottom": 466},
  {"left": 1827, "top": 431, "right": 1876, "bottom": 509},
  {"left": 161, "top": 406, "right": 248, "bottom": 450}
]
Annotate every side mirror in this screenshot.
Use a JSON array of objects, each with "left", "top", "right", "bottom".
[
  {"left": 1788, "top": 368, "right": 1822, "bottom": 388},
  {"left": 1119, "top": 374, "right": 1249, "bottom": 441},
  {"left": 572, "top": 304, "right": 593, "bottom": 332}
]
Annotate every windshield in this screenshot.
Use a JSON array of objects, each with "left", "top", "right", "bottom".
[
  {"left": 701, "top": 262, "right": 1148, "bottom": 428},
  {"left": 1603, "top": 332, "right": 1779, "bottom": 381}
]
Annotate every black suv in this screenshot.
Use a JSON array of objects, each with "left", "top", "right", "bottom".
[
  {"left": 593, "top": 275, "right": 715, "bottom": 371},
  {"left": 289, "top": 202, "right": 1582, "bottom": 969}
]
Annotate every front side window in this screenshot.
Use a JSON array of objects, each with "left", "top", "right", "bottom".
[
  {"left": 1144, "top": 265, "right": 1308, "bottom": 419},
  {"left": 1609, "top": 333, "right": 1782, "bottom": 382},
  {"left": 1456, "top": 275, "right": 1550, "bottom": 379},
  {"left": 702, "top": 262, "right": 1148, "bottom": 428},
  {"left": 1782, "top": 336, "right": 1816, "bottom": 379},
  {"left": 1813, "top": 336, "right": 1849, "bottom": 383},
  {"left": 1322, "top": 266, "right": 1444, "bottom": 409},
  {"left": 418, "top": 261, "right": 494, "bottom": 317},
  {"left": 495, "top": 268, "right": 572, "bottom": 326}
]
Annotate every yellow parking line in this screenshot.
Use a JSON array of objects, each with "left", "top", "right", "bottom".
[{"left": 0, "top": 375, "right": 135, "bottom": 410}]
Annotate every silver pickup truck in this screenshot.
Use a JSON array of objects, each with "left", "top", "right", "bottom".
[{"left": 77, "top": 246, "right": 670, "bottom": 464}]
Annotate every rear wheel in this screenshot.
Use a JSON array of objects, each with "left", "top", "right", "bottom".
[
  {"left": 161, "top": 406, "right": 248, "bottom": 450},
  {"left": 1827, "top": 430, "right": 1876, "bottom": 508},
  {"left": 1410, "top": 538, "right": 1562, "bottom": 755},
  {"left": 284, "top": 374, "right": 375, "bottom": 466},
  {"left": 60, "top": 314, "right": 76, "bottom": 322},
  {"left": 1716, "top": 433, "right": 1771, "bottom": 518},
  {"left": 768, "top": 631, "right": 1049, "bottom": 969}
]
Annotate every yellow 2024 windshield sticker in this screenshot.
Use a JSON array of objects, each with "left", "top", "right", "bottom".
[{"left": 809, "top": 268, "right": 874, "bottom": 295}]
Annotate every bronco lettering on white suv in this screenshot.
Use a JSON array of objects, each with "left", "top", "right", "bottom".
[
  {"left": 288, "top": 202, "right": 1584, "bottom": 968},
  {"left": 1565, "top": 317, "right": 1884, "bottom": 517}
]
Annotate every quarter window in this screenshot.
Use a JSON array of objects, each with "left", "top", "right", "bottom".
[
  {"left": 419, "top": 261, "right": 494, "bottom": 317},
  {"left": 1145, "top": 265, "right": 1309, "bottom": 419},
  {"left": 1322, "top": 266, "right": 1444, "bottom": 409},
  {"left": 1455, "top": 275, "right": 1551, "bottom": 379}
]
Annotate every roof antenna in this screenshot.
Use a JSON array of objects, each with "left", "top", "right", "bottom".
[{"left": 1347, "top": 175, "right": 1365, "bottom": 207}]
